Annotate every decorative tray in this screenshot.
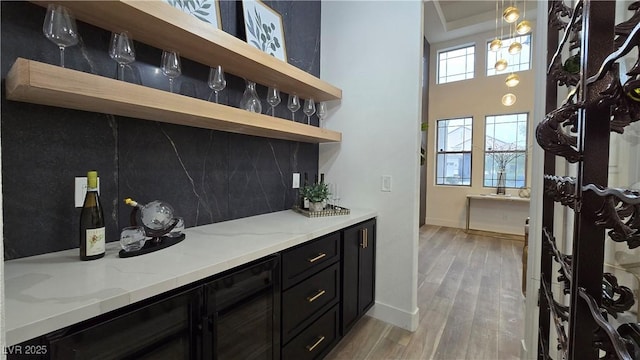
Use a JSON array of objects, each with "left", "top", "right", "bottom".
[
  {"left": 119, "top": 234, "right": 185, "bottom": 258},
  {"left": 292, "top": 205, "right": 350, "bottom": 218}
]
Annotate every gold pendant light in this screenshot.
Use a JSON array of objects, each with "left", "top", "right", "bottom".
[
  {"left": 516, "top": 20, "right": 532, "bottom": 35},
  {"left": 502, "top": 93, "right": 517, "bottom": 106},
  {"left": 505, "top": 73, "right": 520, "bottom": 87},
  {"left": 508, "top": 41, "right": 522, "bottom": 54},
  {"left": 516, "top": 0, "right": 531, "bottom": 34},
  {"left": 490, "top": 0, "right": 502, "bottom": 52},
  {"left": 495, "top": 58, "right": 508, "bottom": 71},
  {"left": 503, "top": 6, "right": 520, "bottom": 23},
  {"left": 490, "top": 39, "right": 503, "bottom": 52}
]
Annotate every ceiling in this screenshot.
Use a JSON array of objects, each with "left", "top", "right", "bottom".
[{"left": 424, "top": 0, "right": 538, "bottom": 44}]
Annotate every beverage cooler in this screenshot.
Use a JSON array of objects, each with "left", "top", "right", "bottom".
[{"left": 16, "top": 255, "right": 281, "bottom": 360}]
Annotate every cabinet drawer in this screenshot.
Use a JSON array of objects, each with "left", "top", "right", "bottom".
[
  {"left": 282, "top": 305, "right": 339, "bottom": 360},
  {"left": 282, "top": 263, "right": 339, "bottom": 343},
  {"left": 282, "top": 232, "right": 340, "bottom": 289}
]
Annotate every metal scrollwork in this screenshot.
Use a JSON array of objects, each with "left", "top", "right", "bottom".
[
  {"left": 585, "top": 184, "right": 640, "bottom": 249},
  {"left": 601, "top": 273, "right": 635, "bottom": 318},
  {"left": 615, "top": 2, "right": 640, "bottom": 48},
  {"left": 577, "top": 288, "right": 634, "bottom": 360},
  {"left": 586, "top": 22, "right": 640, "bottom": 134},
  {"left": 548, "top": 1, "right": 583, "bottom": 87},
  {"left": 544, "top": 175, "right": 577, "bottom": 207},
  {"left": 549, "top": 0, "right": 578, "bottom": 32},
  {"left": 536, "top": 103, "right": 582, "bottom": 163}
]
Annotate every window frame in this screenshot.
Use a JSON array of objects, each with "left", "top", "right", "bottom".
[
  {"left": 486, "top": 34, "right": 532, "bottom": 76},
  {"left": 483, "top": 112, "right": 529, "bottom": 189},
  {"left": 437, "top": 43, "right": 476, "bottom": 85},
  {"left": 435, "top": 117, "right": 473, "bottom": 187}
]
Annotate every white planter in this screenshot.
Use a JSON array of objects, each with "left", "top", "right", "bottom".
[{"left": 309, "top": 202, "right": 324, "bottom": 212}]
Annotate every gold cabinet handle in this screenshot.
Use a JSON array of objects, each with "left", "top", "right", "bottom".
[
  {"left": 306, "top": 336, "right": 326, "bottom": 352},
  {"left": 307, "top": 289, "right": 326, "bottom": 303},
  {"left": 360, "top": 228, "right": 366, "bottom": 248},
  {"left": 308, "top": 253, "right": 327, "bottom": 263}
]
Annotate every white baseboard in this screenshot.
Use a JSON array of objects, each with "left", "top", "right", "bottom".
[
  {"left": 425, "top": 217, "right": 461, "bottom": 229},
  {"left": 367, "top": 301, "right": 419, "bottom": 332}
]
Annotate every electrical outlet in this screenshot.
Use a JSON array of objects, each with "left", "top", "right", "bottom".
[
  {"left": 74, "top": 177, "right": 99, "bottom": 207},
  {"left": 292, "top": 173, "right": 300, "bottom": 189},
  {"left": 381, "top": 175, "right": 392, "bottom": 192}
]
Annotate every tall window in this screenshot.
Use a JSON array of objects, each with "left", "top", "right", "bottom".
[
  {"left": 484, "top": 113, "right": 528, "bottom": 188},
  {"left": 436, "top": 118, "right": 472, "bottom": 186},
  {"left": 486, "top": 34, "right": 531, "bottom": 76},
  {"left": 437, "top": 45, "right": 475, "bottom": 84}
]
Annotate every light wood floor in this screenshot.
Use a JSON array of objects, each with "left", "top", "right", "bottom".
[{"left": 326, "top": 225, "right": 525, "bottom": 360}]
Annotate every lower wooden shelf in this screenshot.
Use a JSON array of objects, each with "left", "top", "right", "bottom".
[{"left": 5, "top": 58, "right": 342, "bottom": 143}]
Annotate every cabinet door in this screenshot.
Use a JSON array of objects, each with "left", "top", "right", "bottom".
[
  {"left": 358, "top": 220, "right": 376, "bottom": 315},
  {"left": 341, "top": 219, "right": 376, "bottom": 335},
  {"left": 47, "top": 287, "right": 202, "bottom": 360}
]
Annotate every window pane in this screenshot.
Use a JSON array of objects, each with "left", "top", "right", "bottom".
[
  {"left": 436, "top": 153, "right": 471, "bottom": 186},
  {"left": 438, "top": 45, "right": 475, "bottom": 84},
  {"left": 484, "top": 113, "right": 528, "bottom": 188},
  {"left": 437, "top": 118, "right": 472, "bottom": 151},
  {"left": 436, "top": 117, "right": 473, "bottom": 186}
]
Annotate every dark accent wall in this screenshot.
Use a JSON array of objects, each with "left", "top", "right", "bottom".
[{"left": 1, "top": 1, "right": 321, "bottom": 260}]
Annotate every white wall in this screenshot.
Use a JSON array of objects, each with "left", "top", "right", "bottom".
[
  {"left": 426, "top": 29, "right": 535, "bottom": 232},
  {"left": 319, "top": 1, "right": 423, "bottom": 331}
]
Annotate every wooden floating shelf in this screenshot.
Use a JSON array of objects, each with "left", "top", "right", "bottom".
[
  {"left": 5, "top": 58, "right": 342, "bottom": 144},
  {"left": 32, "top": 0, "right": 342, "bottom": 102}
]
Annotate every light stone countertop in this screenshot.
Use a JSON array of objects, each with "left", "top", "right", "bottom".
[{"left": 4, "top": 208, "right": 377, "bottom": 346}]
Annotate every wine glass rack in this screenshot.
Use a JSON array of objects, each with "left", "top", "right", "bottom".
[
  {"left": 7, "top": 1, "right": 342, "bottom": 144},
  {"left": 537, "top": 1, "right": 640, "bottom": 359}
]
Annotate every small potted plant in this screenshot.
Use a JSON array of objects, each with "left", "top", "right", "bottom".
[{"left": 301, "top": 183, "right": 330, "bottom": 212}]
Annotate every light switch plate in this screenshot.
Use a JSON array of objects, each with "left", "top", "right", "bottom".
[
  {"left": 292, "top": 173, "right": 300, "bottom": 189},
  {"left": 75, "top": 177, "right": 99, "bottom": 207},
  {"left": 381, "top": 175, "right": 392, "bottom": 192}
]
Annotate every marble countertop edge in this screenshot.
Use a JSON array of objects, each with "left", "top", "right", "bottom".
[{"left": 4, "top": 208, "right": 377, "bottom": 346}]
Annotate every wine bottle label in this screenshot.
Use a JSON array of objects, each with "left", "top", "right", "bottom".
[{"left": 86, "top": 227, "right": 105, "bottom": 256}]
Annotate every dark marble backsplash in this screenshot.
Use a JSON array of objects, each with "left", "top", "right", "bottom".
[{"left": 1, "top": 1, "right": 321, "bottom": 260}]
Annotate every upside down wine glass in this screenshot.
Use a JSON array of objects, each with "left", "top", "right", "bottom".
[
  {"left": 42, "top": 4, "right": 79, "bottom": 68},
  {"left": 161, "top": 50, "right": 181, "bottom": 93}
]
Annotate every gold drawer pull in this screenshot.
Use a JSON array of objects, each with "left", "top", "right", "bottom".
[
  {"left": 307, "top": 289, "right": 326, "bottom": 303},
  {"left": 308, "top": 253, "right": 327, "bottom": 263},
  {"left": 306, "top": 336, "right": 326, "bottom": 352}
]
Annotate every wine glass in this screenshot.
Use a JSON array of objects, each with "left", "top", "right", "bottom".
[
  {"left": 317, "top": 102, "right": 328, "bottom": 126},
  {"left": 303, "top": 98, "right": 316, "bottom": 125},
  {"left": 161, "top": 50, "right": 181, "bottom": 93},
  {"left": 109, "top": 32, "right": 135, "bottom": 81},
  {"left": 266, "top": 87, "right": 281, "bottom": 116},
  {"left": 287, "top": 94, "right": 300, "bottom": 121},
  {"left": 208, "top": 65, "right": 226, "bottom": 103},
  {"left": 42, "top": 4, "right": 79, "bottom": 68}
]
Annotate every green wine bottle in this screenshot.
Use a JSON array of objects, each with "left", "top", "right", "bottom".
[{"left": 79, "top": 171, "right": 105, "bottom": 260}]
